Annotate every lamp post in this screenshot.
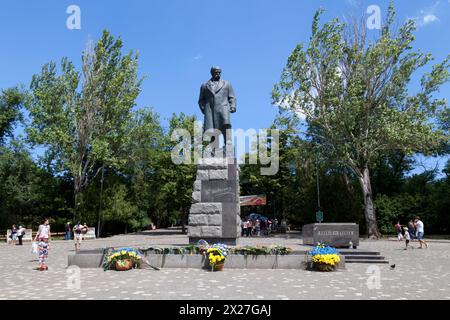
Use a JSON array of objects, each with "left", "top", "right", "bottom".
[
  {"left": 316, "top": 153, "right": 321, "bottom": 209},
  {"left": 315, "top": 152, "right": 323, "bottom": 223}
]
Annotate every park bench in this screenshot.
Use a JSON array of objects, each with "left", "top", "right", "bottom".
[
  {"left": 5, "top": 229, "right": 33, "bottom": 244},
  {"left": 82, "top": 227, "right": 96, "bottom": 240},
  {"left": 4, "top": 228, "right": 96, "bottom": 242}
]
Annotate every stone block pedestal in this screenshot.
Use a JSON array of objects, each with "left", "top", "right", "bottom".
[
  {"left": 188, "top": 157, "right": 241, "bottom": 245},
  {"left": 302, "top": 223, "right": 359, "bottom": 248}
]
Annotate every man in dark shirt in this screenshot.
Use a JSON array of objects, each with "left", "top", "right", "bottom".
[{"left": 65, "top": 222, "right": 71, "bottom": 240}]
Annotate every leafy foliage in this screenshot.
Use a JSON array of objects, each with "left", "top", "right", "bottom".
[
  {"left": 26, "top": 30, "right": 142, "bottom": 219},
  {"left": 0, "top": 88, "right": 23, "bottom": 144},
  {"left": 272, "top": 4, "right": 449, "bottom": 237}
]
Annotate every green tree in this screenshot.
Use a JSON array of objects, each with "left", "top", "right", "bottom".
[
  {"left": 99, "top": 184, "right": 143, "bottom": 234},
  {"left": 240, "top": 116, "right": 362, "bottom": 227},
  {"left": 151, "top": 113, "right": 196, "bottom": 232},
  {"left": 273, "top": 5, "right": 449, "bottom": 238},
  {"left": 120, "top": 111, "right": 196, "bottom": 232},
  {"left": 0, "top": 140, "right": 70, "bottom": 231},
  {"left": 429, "top": 161, "right": 450, "bottom": 233},
  {"left": 439, "top": 107, "right": 450, "bottom": 154},
  {"left": 371, "top": 151, "right": 414, "bottom": 197},
  {"left": 240, "top": 117, "right": 306, "bottom": 221},
  {"left": 0, "top": 88, "right": 23, "bottom": 144},
  {"left": 121, "top": 108, "right": 165, "bottom": 233},
  {"left": 90, "top": 108, "right": 164, "bottom": 236},
  {"left": 374, "top": 193, "right": 424, "bottom": 234},
  {"left": 26, "top": 30, "right": 142, "bottom": 220}
]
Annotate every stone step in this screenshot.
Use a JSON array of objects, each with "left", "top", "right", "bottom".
[
  {"left": 337, "top": 249, "right": 380, "bottom": 255},
  {"left": 342, "top": 255, "right": 386, "bottom": 260},
  {"left": 345, "top": 259, "right": 390, "bottom": 264},
  {"left": 75, "top": 249, "right": 103, "bottom": 254},
  {"left": 300, "top": 247, "right": 389, "bottom": 264}
]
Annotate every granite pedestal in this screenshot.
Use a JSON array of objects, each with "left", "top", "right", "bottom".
[
  {"left": 302, "top": 223, "right": 359, "bottom": 248},
  {"left": 188, "top": 157, "right": 241, "bottom": 245}
]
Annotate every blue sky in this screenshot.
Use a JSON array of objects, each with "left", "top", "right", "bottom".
[{"left": 0, "top": 0, "right": 449, "bottom": 174}]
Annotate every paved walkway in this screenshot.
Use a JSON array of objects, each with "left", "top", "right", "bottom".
[{"left": 1, "top": 229, "right": 449, "bottom": 300}]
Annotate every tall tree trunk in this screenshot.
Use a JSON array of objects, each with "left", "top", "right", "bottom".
[
  {"left": 74, "top": 177, "right": 82, "bottom": 222},
  {"left": 341, "top": 173, "right": 355, "bottom": 196},
  {"left": 357, "top": 167, "right": 381, "bottom": 239}
]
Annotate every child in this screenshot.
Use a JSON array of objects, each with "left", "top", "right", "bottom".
[
  {"left": 402, "top": 226, "right": 411, "bottom": 250},
  {"left": 34, "top": 218, "right": 51, "bottom": 271},
  {"left": 37, "top": 239, "right": 49, "bottom": 270}
]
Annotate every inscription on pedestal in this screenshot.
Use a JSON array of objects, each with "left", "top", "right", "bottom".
[
  {"left": 317, "top": 231, "right": 355, "bottom": 236},
  {"left": 302, "top": 223, "right": 359, "bottom": 248},
  {"left": 201, "top": 180, "right": 236, "bottom": 202}
]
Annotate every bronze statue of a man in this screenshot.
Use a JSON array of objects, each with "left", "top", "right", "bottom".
[{"left": 198, "top": 67, "right": 236, "bottom": 139}]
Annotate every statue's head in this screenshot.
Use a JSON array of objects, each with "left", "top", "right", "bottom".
[{"left": 210, "top": 66, "right": 222, "bottom": 80}]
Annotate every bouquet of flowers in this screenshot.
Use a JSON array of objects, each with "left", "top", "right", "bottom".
[
  {"left": 207, "top": 243, "right": 228, "bottom": 271},
  {"left": 307, "top": 243, "right": 340, "bottom": 272},
  {"left": 103, "top": 247, "right": 142, "bottom": 271}
]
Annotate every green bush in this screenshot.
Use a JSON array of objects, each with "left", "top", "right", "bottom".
[{"left": 375, "top": 193, "right": 424, "bottom": 234}]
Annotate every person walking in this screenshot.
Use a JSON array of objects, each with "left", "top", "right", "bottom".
[
  {"left": 65, "top": 222, "right": 71, "bottom": 240},
  {"left": 261, "top": 220, "right": 267, "bottom": 236},
  {"left": 395, "top": 221, "right": 403, "bottom": 241},
  {"left": 242, "top": 220, "right": 248, "bottom": 237},
  {"left": 402, "top": 226, "right": 411, "bottom": 250},
  {"left": 10, "top": 224, "right": 18, "bottom": 245},
  {"left": 247, "top": 220, "right": 253, "bottom": 237},
  {"left": 255, "top": 219, "right": 261, "bottom": 237},
  {"left": 414, "top": 217, "right": 428, "bottom": 249},
  {"left": 267, "top": 220, "right": 273, "bottom": 236},
  {"left": 17, "top": 225, "right": 26, "bottom": 245},
  {"left": 407, "top": 220, "right": 416, "bottom": 241},
  {"left": 73, "top": 222, "right": 83, "bottom": 252},
  {"left": 280, "top": 219, "right": 287, "bottom": 234},
  {"left": 34, "top": 218, "right": 51, "bottom": 271}
]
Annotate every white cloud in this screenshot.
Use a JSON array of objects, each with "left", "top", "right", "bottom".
[
  {"left": 422, "top": 14, "right": 439, "bottom": 24},
  {"left": 415, "top": 1, "right": 441, "bottom": 27},
  {"left": 193, "top": 54, "right": 203, "bottom": 61}
]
